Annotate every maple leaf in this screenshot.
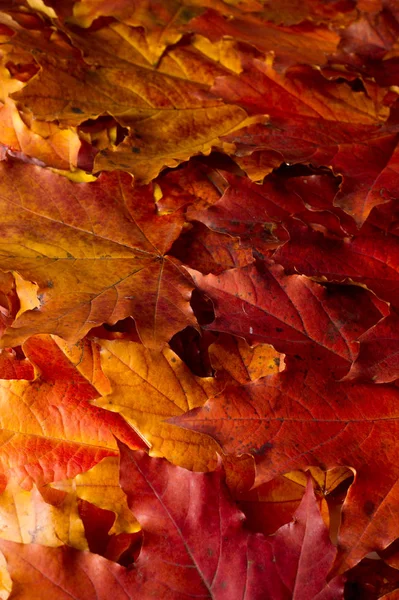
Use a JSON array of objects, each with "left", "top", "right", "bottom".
[
  {"left": 0, "top": 162, "right": 196, "bottom": 349},
  {"left": 94, "top": 107, "right": 259, "bottom": 184},
  {"left": 93, "top": 339, "right": 222, "bottom": 471},
  {"left": 190, "top": 9, "right": 341, "bottom": 70},
  {"left": 0, "top": 334, "right": 146, "bottom": 490},
  {"left": 51, "top": 456, "right": 140, "bottom": 536},
  {"left": 238, "top": 466, "right": 352, "bottom": 538},
  {"left": 0, "top": 444, "right": 346, "bottom": 599},
  {"left": 118, "top": 444, "right": 275, "bottom": 599},
  {"left": 119, "top": 445, "right": 346, "bottom": 599},
  {"left": 274, "top": 219, "right": 399, "bottom": 309},
  {"left": 93, "top": 334, "right": 282, "bottom": 471},
  {"left": 1, "top": 0, "right": 399, "bottom": 595},
  {"left": 186, "top": 169, "right": 348, "bottom": 251},
  {"left": 208, "top": 333, "right": 283, "bottom": 385},
  {"left": 66, "top": 1, "right": 201, "bottom": 63},
  {"left": 0, "top": 99, "right": 81, "bottom": 171},
  {"left": 48, "top": 0, "right": 255, "bottom": 60},
  {"left": 0, "top": 349, "right": 34, "bottom": 380},
  {"left": 261, "top": 479, "right": 346, "bottom": 599},
  {"left": 211, "top": 55, "right": 399, "bottom": 224},
  {"left": 187, "top": 171, "right": 294, "bottom": 253},
  {"left": 0, "top": 479, "right": 87, "bottom": 550},
  {"left": 212, "top": 55, "right": 388, "bottom": 127},
  {"left": 3, "top": 14, "right": 261, "bottom": 183},
  {"left": 347, "top": 311, "right": 399, "bottom": 384},
  {"left": 187, "top": 262, "right": 384, "bottom": 378},
  {"left": 172, "top": 366, "right": 399, "bottom": 572},
  {"left": 317, "top": 134, "right": 399, "bottom": 227}
]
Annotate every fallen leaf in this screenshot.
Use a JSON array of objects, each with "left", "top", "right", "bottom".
[
  {"left": 260, "top": 479, "right": 345, "bottom": 599},
  {"left": 118, "top": 444, "right": 277, "bottom": 598},
  {"left": 187, "top": 262, "right": 383, "bottom": 377},
  {"left": 170, "top": 222, "right": 254, "bottom": 275},
  {"left": 347, "top": 311, "right": 399, "bottom": 383},
  {"left": 212, "top": 57, "right": 397, "bottom": 224},
  {"left": 0, "top": 334, "right": 146, "bottom": 490},
  {"left": 0, "top": 162, "right": 196, "bottom": 349},
  {"left": 274, "top": 220, "right": 399, "bottom": 309},
  {"left": 67, "top": 0, "right": 203, "bottom": 60},
  {"left": 171, "top": 366, "right": 399, "bottom": 572},
  {"left": 0, "top": 99, "right": 81, "bottom": 171},
  {"left": 0, "top": 0, "right": 398, "bottom": 594},
  {"left": 190, "top": 9, "right": 340, "bottom": 70},
  {"left": 52, "top": 456, "right": 140, "bottom": 535},
  {"left": 187, "top": 169, "right": 347, "bottom": 251},
  {"left": 94, "top": 339, "right": 221, "bottom": 471},
  {"left": 0, "top": 480, "right": 87, "bottom": 550},
  {"left": 94, "top": 108, "right": 259, "bottom": 184},
  {"left": 208, "top": 333, "right": 283, "bottom": 384},
  {"left": 0, "top": 349, "right": 34, "bottom": 380},
  {"left": 320, "top": 133, "right": 399, "bottom": 226},
  {"left": 213, "top": 55, "right": 388, "bottom": 126},
  {"left": 0, "top": 446, "right": 345, "bottom": 599},
  {"left": 6, "top": 16, "right": 261, "bottom": 182}
]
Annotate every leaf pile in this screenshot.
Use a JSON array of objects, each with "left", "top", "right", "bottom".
[{"left": 0, "top": 0, "right": 398, "bottom": 598}]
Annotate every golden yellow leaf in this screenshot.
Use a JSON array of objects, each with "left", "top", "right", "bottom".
[
  {"left": 285, "top": 466, "right": 353, "bottom": 497},
  {"left": 94, "top": 340, "right": 222, "bottom": 471},
  {"left": 0, "top": 99, "right": 81, "bottom": 171},
  {"left": 0, "top": 552, "right": 11, "bottom": 600},
  {"left": 0, "top": 480, "right": 87, "bottom": 550},
  {"left": 13, "top": 272, "right": 40, "bottom": 319},
  {"left": 6, "top": 16, "right": 264, "bottom": 182},
  {"left": 67, "top": 0, "right": 263, "bottom": 62},
  {"left": 233, "top": 151, "right": 283, "bottom": 182},
  {"left": 0, "top": 45, "right": 30, "bottom": 103},
  {"left": 192, "top": 35, "right": 243, "bottom": 74},
  {"left": 52, "top": 457, "right": 139, "bottom": 535},
  {"left": 26, "top": 0, "right": 57, "bottom": 19},
  {"left": 95, "top": 110, "right": 262, "bottom": 184}
]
